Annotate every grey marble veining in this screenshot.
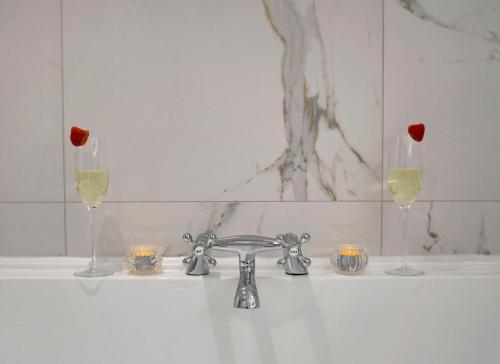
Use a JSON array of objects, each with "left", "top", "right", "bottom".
[
  {"left": 383, "top": 0, "right": 500, "bottom": 256},
  {"left": 65, "top": 201, "right": 382, "bottom": 257},
  {"left": 206, "top": 202, "right": 241, "bottom": 233},
  {"left": 383, "top": 202, "right": 499, "bottom": 256},
  {"left": 222, "top": 0, "right": 378, "bottom": 202},
  {"left": 422, "top": 202, "right": 443, "bottom": 254},
  {"left": 400, "top": 0, "right": 500, "bottom": 45},
  {"left": 476, "top": 207, "right": 491, "bottom": 255},
  {"left": 2, "top": 0, "right": 500, "bottom": 257},
  {"left": 399, "top": 0, "right": 500, "bottom": 63}
]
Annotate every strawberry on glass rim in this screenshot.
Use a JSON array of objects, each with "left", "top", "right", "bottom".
[
  {"left": 70, "top": 126, "right": 89, "bottom": 147},
  {"left": 408, "top": 123, "right": 425, "bottom": 142}
]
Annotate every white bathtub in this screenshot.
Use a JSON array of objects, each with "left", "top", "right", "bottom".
[{"left": 1, "top": 256, "right": 499, "bottom": 364}]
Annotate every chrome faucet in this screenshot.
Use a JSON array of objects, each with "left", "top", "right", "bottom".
[
  {"left": 182, "top": 233, "right": 217, "bottom": 275},
  {"left": 182, "top": 232, "right": 311, "bottom": 309},
  {"left": 276, "top": 233, "right": 312, "bottom": 275}
]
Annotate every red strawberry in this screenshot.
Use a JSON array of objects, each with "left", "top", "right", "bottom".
[
  {"left": 70, "top": 126, "right": 89, "bottom": 147},
  {"left": 408, "top": 123, "right": 425, "bottom": 142}
]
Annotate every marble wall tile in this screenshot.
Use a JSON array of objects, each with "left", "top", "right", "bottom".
[
  {"left": 382, "top": 201, "right": 500, "bottom": 255},
  {"left": 384, "top": 0, "right": 500, "bottom": 200},
  {"left": 66, "top": 201, "right": 381, "bottom": 257},
  {"left": 63, "top": 0, "right": 382, "bottom": 202},
  {"left": 0, "top": 203, "right": 65, "bottom": 256},
  {"left": 2, "top": 0, "right": 499, "bottom": 257},
  {"left": 0, "top": 0, "right": 63, "bottom": 202}
]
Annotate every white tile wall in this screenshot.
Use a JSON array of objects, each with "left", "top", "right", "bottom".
[
  {"left": 384, "top": 0, "right": 500, "bottom": 201},
  {"left": 66, "top": 201, "right": 381, "bottom": 257},
  {"left": 63, "top": 0, "right": 286, "bottom": 202},
  {"left": 0, "top": 0, "right": 63, "bottom": 202},
  {"left": 0, "top": 0, "right": 64, "bottom": 256},
  {"left": 383, "top": 202, "right": 500, "bottom": 256},
  {"left": 0, "top": 203, "right": 65, "bottom": 256},
  {"left": 1, "top": 0, "right": 499, "bottom": 257},
  {"left": 62, "top": 0, "right": 382, "bottom": 202}
]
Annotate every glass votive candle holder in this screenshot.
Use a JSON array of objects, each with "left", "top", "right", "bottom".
[
  {"left": 125, "top": 244, "right": 163, "bottom": 275},
  {"left": 331, "top": 244, "right": 368, "bottom": 275}
]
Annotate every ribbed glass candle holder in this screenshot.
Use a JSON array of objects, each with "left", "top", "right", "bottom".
[
  {"left": 125, "top": 244, "right": 163, "bottom": 275},
  {"left": 331, "top": 245, "right": 368, "bottom": 275}
]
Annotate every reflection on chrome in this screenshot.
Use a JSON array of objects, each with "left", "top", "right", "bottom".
[{"left": 182, "top": 232, "right": 311, "bottom": 309}]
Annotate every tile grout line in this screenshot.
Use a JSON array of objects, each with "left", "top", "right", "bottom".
[
  {"left": 3, "top": 200, "right": 500, "bottom": 203},
  {"left": 60, "top": 0, "right": 67, "bottom": 256},
  {"left": 380, "top": 0, "right": 385, "bottom": 255},
  {"left": 67, "top": 200, "right": 388, "bottom": 203}
]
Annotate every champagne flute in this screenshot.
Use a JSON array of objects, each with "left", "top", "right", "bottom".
[
  {"left": 74, "top": 137, "right": 113, "bottom": 277},
  {"left": 386, "top": 134, "right": 424, "bottom": 276}
]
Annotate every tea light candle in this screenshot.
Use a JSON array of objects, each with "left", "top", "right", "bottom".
[
  {"left": 125, "top": 244, "right": 163, "bottom": 275},
  {"left": 331, "top": 244, "right": 368, "bottom": 275},
  {"left": 338, "top": 247, "right": 360, "bottom": 256}
]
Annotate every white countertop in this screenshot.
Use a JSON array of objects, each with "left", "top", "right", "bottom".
[
  {"left": 1, "top": 255, "right": 500, "bottom": 279},
  {"left": 2, "top": 255, "right": 500, "bottom": 364}
]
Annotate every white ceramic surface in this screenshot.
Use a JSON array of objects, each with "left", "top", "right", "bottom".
[
  {"left": 65, "top": 201, "right": 381, "bottom": 257},
  {"left": 384, "top": 0, "right": 500, "bottom": 200},
  {"left": 383, "top": 201, "right": 500, "bottom": 255},
  {"left": 1, "top": 256, "right": 499, "bottom": 364},
  {"left": 0, "top": 0, "right": 63, "bottom": 202},
  {"left": 63, "top": 0, "right": 382, "bottom": 202},
  {"left": 1, "top": 0, "right": 500, "bottom": 257},
  {"left": 0, "top": 203, "right": 65, "bottom": 256}
]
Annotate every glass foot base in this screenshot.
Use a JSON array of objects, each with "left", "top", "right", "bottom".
[
  {"left": 385, "top": 266, "right": 424, "bottom": 277},
  {"left": 74, "top": 268, "right": 114, "bottom": 278}
]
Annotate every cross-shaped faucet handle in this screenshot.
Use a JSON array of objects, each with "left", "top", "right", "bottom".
[
  {"left": 276, "top": 233, "right": 311, "bottom": 275},
  {"left": 182, "top": 232, "right": 217, "bottom": 275}
]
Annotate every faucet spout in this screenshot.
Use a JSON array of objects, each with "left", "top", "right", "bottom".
[
  {"left": 211, "top": 235, "right": 282, "bottom": 309},
  {"left": 182, "top": 232, "right": 312, "bottom": 309},
  {"left": 235, "top": 256, "right": 258, "bottom": 309}
]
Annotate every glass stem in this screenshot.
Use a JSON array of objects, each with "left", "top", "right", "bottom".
[
  {"left": 401, "top": 206, "right": 409, "bottom": 268},
  {"left": 89, "top": 208, "right": 96, "bottom": 271}
]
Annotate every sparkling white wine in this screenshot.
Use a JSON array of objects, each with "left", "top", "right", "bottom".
[
  {"left": 75, "top": 169, "right": 109, "bottom": 209},
  {"left": 388, "top": 168, "right": 422, "bottom": 208}
]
